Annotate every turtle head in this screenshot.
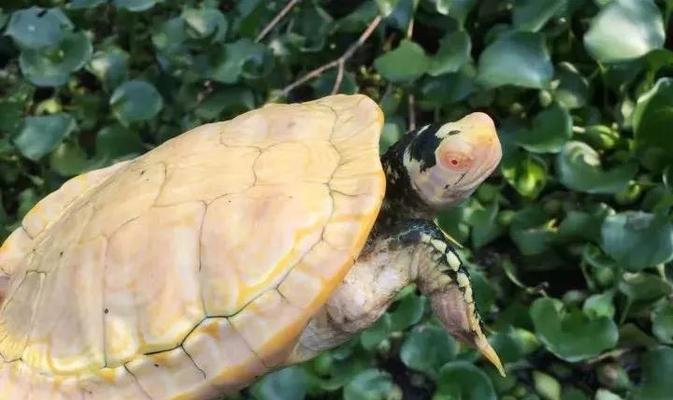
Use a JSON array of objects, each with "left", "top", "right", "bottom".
[{"left": 402, "top": 112, "right": 501, "bottom": 210}]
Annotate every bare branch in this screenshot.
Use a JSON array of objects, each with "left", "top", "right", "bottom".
[
  {"left": 408, "top": 94, "right": 416, "bottom": 131},
  {"left": 331, "top": 59, "right": 345, "bottom": 95},
  {"left": 278, "top": 15, "right": 383, "bottom": 99},
  {"left": 256, "top": 0, "right": 302, "bottom": 43},
  {"left": 406, "top": 16, "right": 415, "bottom": 131}
]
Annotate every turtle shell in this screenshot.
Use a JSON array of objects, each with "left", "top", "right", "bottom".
[{"left": 0, "top": 94, "right": 385, "bottom": 399}]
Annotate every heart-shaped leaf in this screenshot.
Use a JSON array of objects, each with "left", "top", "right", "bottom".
[
  {"left": 49, "top": 142, "right": 89, "bottom": 176},
  {"left": 556, "top": 141, "right": 638, "bottom": 194},
  {"left": 343, "top": 369, "right": 398, "bottom": 400},
  {"left": 501, "top": 151, "right": 548, "bottom": 198},
  {"left": 553, "top": 62, "right": 590, "bottom": 109},
  {"left": 87, "top": 47, "right": 129, "bottom": 89},
  {"left": 181, "top": 7, "right": 227, "bottom": 42},
  {"left": 513, "top": 0, "right": 565, "bottom": 32},
  {"left": 632, "top": 347, "right": 673, "bottom": 400},
  {"left": 96, "top": 124, "right": 144, "bottom": 160},
  {"left": 206, "top": 39, "right": 270, "bottom": 84},
  {"left": 400, "top": 324, "right": 457, "bottom": 378},
  {"left": 19, "top": 31, "right": 93, "bottom": 87},
  {"left": 601, "top": 212, "right": 673, "bottom": 271},
  {"left": 530, "top": 297, "right": 618, "bottom": 362},
  {"left": 652, "top": 303, "right": 673, "bottom": 344},
  {"left": 374, "top": 39, "right": 430, "bottom": 82},
  {"left": 14, "top": 113, "right": 76, "bottom": 161},
  {"left": 435, "top": 361, "right": 497, "bottom": 400},
  {"left": 584, "top": 0, "right": 665, "bottom": 63},
  {"left": 7, "top": 7, "right": 72, "bottom": 49},
  {"left": 477, "top": 31, "right": 553, "bottom": 89},
  {"left": 428, "top": 31, "right": 471, "bottom": 76},
  {"left": 515, "top": 104, "right": 572, "bottom": 153},
  {"left": 633, "top": 78, "right": 673, "bottom": 171},
  {"left": 112, "top": 0, "right": 158, "bottom": 12},
  {"left": 110, "top": 80, "right": 163, "bottom": 125},
  {"left": 250, "top": 366, "right": 308, "bottom": 400}
]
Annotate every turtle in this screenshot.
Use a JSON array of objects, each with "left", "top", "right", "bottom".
[{"left": 0, "top": 94, "right": 503, "bottom": 400}]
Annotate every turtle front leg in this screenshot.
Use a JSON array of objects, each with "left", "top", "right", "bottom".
[{"left": 286, "top": 219, "right": 503, "bottom": 375}]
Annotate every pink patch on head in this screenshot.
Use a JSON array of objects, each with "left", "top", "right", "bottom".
[{"left": 438, "top": 149, "right": 474, "bottom": 172}]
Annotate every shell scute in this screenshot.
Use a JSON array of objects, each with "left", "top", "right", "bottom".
[{"left": 0, "top": 94, "right": 385, "bottom": 398}]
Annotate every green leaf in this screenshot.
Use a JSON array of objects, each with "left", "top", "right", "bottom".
[
  {"left": 419, "top": 66, "right": 475, "bottom": 106},
  {"left": 502, "top": 151, "right": 548, "bottom": 198},
  {"left": 389, "top": 291, "right": 426, "bottom": 331},
  {"left": 96, "top": 124, "right": 144, "bottom": 160},
  {"left": 343, "top": 369, "right": 398, "bottom": 400},
  {"left": 194, "top": 87, "right": 256, "bottom": 120},
  {"left": 87, "top": 47, "right": 129, "bottom": 89},
  {"left": 466, "top": 200, "right": 504, "bottom": 248},
  {"left": 530, "top": 297, "right": 618, "bottom": 362},
  {"left": 618, "top": 273, "right": 672, "bottom": 303},
  {"left": 513, "top": 0, "right": 565, "bottom": 32},
  {"left": 424, "top": 0, "right": 452, "bottom": 15},
  {"left": 207, "top": 39, "right": 270, "bottom": 84},
  {"left": 0, "top": 101, "right": 24, "bottom": 134},
  {"left": 583, "top": 292, "right": 615, "bottom": 319},
  {"left": 533, "top": 370, "right": 562, "bottom": 400},
  {"left": 509, "top": 206, "right": 555, "bottom": 255},
  {"left": 477, "top": 31, "right": 553, "bottom": 89},
  {"left": 556, "top": 141, "right": 638, "bottom": 194},
  {"left": 584, "top": 0, "right": 665, "bottom": 63},
  {"left": 428, "top": 31, "right": 471, "bottom": 76},
  {"left": 360, "top": 313, "right": 391, "bottom": 350},
  {"left": 68, "top": 0, "right": 107, "bottom": 9},
  {"left": 19, "top": 31, "right": 93, "bottom": 87},
  {"left": 374, "top": 40, "right": 430, "bottom": 83},
  {"left": 14, "top": 113, "right": 76, "bottom": 161},
  {"left": 181, "top": 7, "right": 227, "bottom": 42},
  {"left": 400, "top": 324, "right": 457, "bottom": 378},
  {"left": 632, "top": 347, "right": 673, "bottom": 400},
  {"left": 6, "top": 7, "right": 73, "bottom": 49},
  {"left": 250, "top": 366, "right": 308, "bottom": 400},
  {"left": 633, "top": 78, "right": 673, "bottom": 171},
  {"left": 515, "top": 105, "right": 572, "bottom": 153},
  {"left": 435, "top": 361, "right": 497, "bottom": 400},
  {"left": 112, "top": 0, "right": 158, "bottom": 12},
  {"left": 449, "top": 0, "right": 476, "bottom": 25},
  {"left": 601, "top": 212, "right": 673, "bottom": 271},
  {"left": 375, "top": 0, "right": 401, "bottom": 16},
  {"left": 110, "top": 80, "right": 163, "bottom": 125},
  {"left": 652, "top": 303, "right": 673, "bottom": 344},
  {"left": 49, "top": 142, "right": 89, "bottom": 176},
  {"left": 553, "top": 62, "right": 590, "bottom": 110}
]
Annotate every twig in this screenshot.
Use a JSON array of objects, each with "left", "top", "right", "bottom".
[
  {"left": 406, "top": 17, "right": 416, "bottom": 131},
  {"left": 255, "top": 0, "right": 302, "bottom": 43},
  {"left": 278, "top": 15, "right": 383, "bottom": 99},
  {"left": 407, "top": 95, "right": 416, "bottom": 131},
  {"left": 331, "top": 59, "right": 345, "bottom": 95}
]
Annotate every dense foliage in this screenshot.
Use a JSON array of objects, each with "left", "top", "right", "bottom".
[{"left": 0, "top": 0, "right": 672, "bottom": 399}]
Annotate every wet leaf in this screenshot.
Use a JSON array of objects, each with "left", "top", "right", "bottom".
[
  {"left": 584, "top": 0, "right": 665, "bottom": 63},
  {"left": 374, "top": 40, "right": 430, "bottom": 82},
  {"left": 14, "top": 113, "right": 76, "bottom": 161},
  {"left": 477, "top": 31, "right": 553, "bottom": 89},
  {"left": 601, "top": 212, "right": 673, "bottom": 271},
  {"left": 6, "top": 7, "right": 72, "bottom": 49},
  {"left": 530, "top": 297, "right": 619, "bottom": 362},
  {"left": 110, "top": 80, "right": 163, "bottom": 125},
  {"left": 556, "top": 141, "right": 637, "bottom": 194}
]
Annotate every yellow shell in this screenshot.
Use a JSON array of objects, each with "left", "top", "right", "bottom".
[{"left": 0, "top": 95, "right": 385, "bottom": 399}]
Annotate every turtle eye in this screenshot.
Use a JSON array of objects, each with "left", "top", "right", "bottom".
[{"left": 438, "top": 149, "right": 473, "bottom": 171}]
